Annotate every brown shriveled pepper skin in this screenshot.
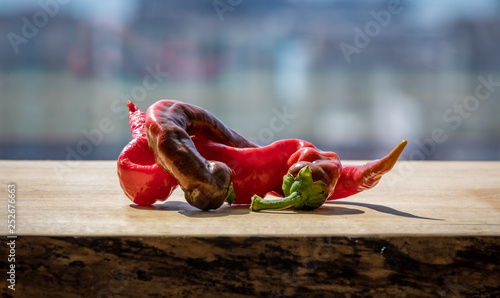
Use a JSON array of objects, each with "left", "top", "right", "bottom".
[{"left": 145, "top": 100, "right": 257, "bottom": 210}]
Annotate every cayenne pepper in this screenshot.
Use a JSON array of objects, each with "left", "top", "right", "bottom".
[{"left": 194, "top": 137, "right": 406, "bottom": 210}]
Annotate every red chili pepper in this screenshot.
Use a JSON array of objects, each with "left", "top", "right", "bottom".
[
  {"left": 193, "top": 138, "right": 406, "bottom": 210},
  {"left": 117, "top": 101, "right": 178, "bottom": 206},
  {"left": 118, "top": 100, "right": 407, "bottom": 211},
  {"left": 249, "top": 140, "right": 407, "bottom": 211},
  {"left": 144, "top": 100, "right": 257, "bottom": 210}
]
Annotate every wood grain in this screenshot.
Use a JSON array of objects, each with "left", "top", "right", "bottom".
[
  {"left": 1, "top": 160, "right": 499, "bottom": 296},
  {"left": 0, "top": 160, "right": 499, "bottom": 237},
  {"left": 3, "top": 236, "right": 499, "bottom": 297}
]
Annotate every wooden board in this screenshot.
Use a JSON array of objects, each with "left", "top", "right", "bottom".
[
  {"left": 1, "top": 160, "right": 499, "bottom": 237},
  {"left": 1, "top": 160, "right": 500, "bottom": 296}
]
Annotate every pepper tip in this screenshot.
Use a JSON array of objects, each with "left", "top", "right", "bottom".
[{"left": 127, "top": 101, "right": 138, "bottom": 112}]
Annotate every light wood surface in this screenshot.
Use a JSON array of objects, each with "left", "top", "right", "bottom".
[
  {"left": 1, "top": 160, "right": 499, "bottom": 237},
  {"left": 1, "top": 160, "right": 500, "bottom": 297}
]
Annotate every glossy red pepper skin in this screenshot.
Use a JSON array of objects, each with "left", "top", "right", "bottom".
[
  {"left": 195, "top": 139, "right": 406, "bottom": 209},
  {"left": 192, "top": 137, "right": 321, "bottom": 204},
  {"left": 327, "top": 140, "right": 408, "bottom": 200},
  {"left": 117, "top": 101, "right": 178, "bottom": 205}
]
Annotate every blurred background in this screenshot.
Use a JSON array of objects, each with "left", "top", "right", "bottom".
[{"left": 1, "top": 0, "right": 499, "bottom": 161}]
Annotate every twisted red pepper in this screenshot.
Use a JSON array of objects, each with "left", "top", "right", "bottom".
[
  {"left": 117, "top": 100, "right": 407, "bottom": 211},
  {"left": 145, "top": 100, "right": 257, "bottom": 210},
  {"left": 117, "top": 101, "right": 178, "bottom": 206}
]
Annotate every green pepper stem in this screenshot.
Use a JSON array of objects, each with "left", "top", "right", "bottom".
[
  {"left": 225, "top": 183, "right": 237, "bottom": 205},
  {"left": 250, "top": 192, "right": 303, "bottom": 211}
]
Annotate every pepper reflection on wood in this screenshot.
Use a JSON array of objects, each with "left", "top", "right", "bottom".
[{"left": 117, "top": 100, "right": 407, "bottom": 211}]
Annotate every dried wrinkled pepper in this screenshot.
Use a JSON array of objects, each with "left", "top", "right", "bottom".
[
  {"left": 117, "top": 100, "right": 407, "bottom": 211},
  {"left": 145, "top": 100, "right": 257, "bottom": 210}
]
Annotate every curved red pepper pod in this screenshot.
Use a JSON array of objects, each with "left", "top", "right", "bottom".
[
  {"left": 117, "top": 101, "right": 178, "bottom": 205},
  {"left": 249, "top": 141, "right": 406, "bottom": 211},
  {"left": 195, "top": 137, "right": 406, "bottom": 210},
  {"left": 144, "top": 100, "right": 257, "bottom": 210},
  {"left": 327, "top": 140, "right": 407, "bottom": 200}
]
